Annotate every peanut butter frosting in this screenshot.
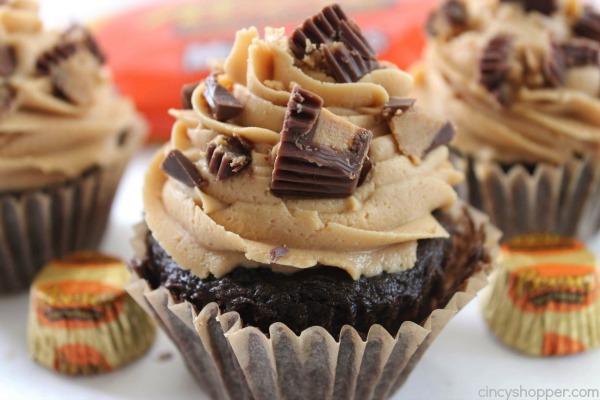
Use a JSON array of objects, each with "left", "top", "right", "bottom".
[
  {"left": 416, "top": 0, "right": 600, "bottom": 165},
  {"left": 144, "top": 12, "right": 462, "bottom": 280},
  {"left": 0, "top": 0, "right": 146, "bottom": 192}
]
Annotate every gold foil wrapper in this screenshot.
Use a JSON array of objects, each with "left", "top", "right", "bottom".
[
  {"left": 28, "top": 252, "right": 156, "bottom": 376},
  {"left": 127, "top": 205, "right": 500, "bottom": 400},
  {"left": 453, "top": 153, "right": 600, "bottom": 241},
  {"left": 482, "top": 234, "right": 600, "bottom": 357}
]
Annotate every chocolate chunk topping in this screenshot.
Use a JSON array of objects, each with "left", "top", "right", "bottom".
[
  {"left": 389, "top": 107, "right": 455, "bottom": 159},
  {"left": 479, "top": 35, "right": 514, "bottom": 106},
  {"left": 161, "top": 150, "right": 204, "bottom": 188},
  {"left": 269, "top": 246, "right": 289, "bottom": 263},
  {"left": 289, "top": 4, "right": 378, "bottom": 83},
  {"left": 61, "top": 25, "right": 106, "bottom": 64},
  {"left": 424, "top": 122, "right": 456, "bottom": 155},
  {"left": 181, "top": 82, "right": 199, "bottom": 110},
  {"left": 36, "top": 26, "right": 106, "bottom": 105},
  {"left": 382, "top": 98, "right": 416, "bottom": 119},
  {"left": 206, "top": 135, "right": 253, "bottom": 181},
  {"left": 271, "top": 86, "right": 372, "bottom": 198},
  {"left": 203, "top": 74, "right": 243, "bottom": 122},
  {"left": 426, "top": 0, "right": 469, "bottom": 38},
  {"left": 561, "top": 39, "right": 600, "bottom": 67},
  {"left": 357, "top": 156, "right": 372, "bottom": 187},
  {"left": 542, "top": 41, "right": 566, "bottom": 88},
  {"left": 0, "top": 84, "right": 15, "bottom": 115},
  {"left": 0, "top": 45, "right": 15, "bottom": 77},
  {"left": 321, "top": 42, "right": 377, "bottom": 83},
  {"left": 36, "top": 43, "right": 78, "bottom": 75},
  {"left": 500, "top": 0, "right": 557, "bottom": 15},
  {"left": 574, "top": 7, "right": 600, "bottom": 42}
]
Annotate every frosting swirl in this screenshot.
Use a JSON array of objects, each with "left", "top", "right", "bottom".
[
  {"left": 0, "top": 0, "right": 146, "bottom": 192},
  {"left": 145, "top": 24, "right": 462, "bottom": 280},
  {"left": 416, "top": 0, "right": 600, "bottom": 164}
]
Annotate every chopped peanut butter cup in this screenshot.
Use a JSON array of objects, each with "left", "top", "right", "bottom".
[
  {"left": 161, "top": 150, "right": 204, "bottom": 188},
  {"left": 271, "top": 86, "right": 372, "bottom": 198},
  {"left": 289, "top": 4, "right": 378, "bottom": 83},
  {"left": 500, "top": 0, "right": 557, "bottom": 15},
  {"left": 206, "top": 134, "right": 253, "bottom": 181},
  {"left": 479, "top": 35, "right": 515, "bottom": 106},
  {"left": 574, "top": 6, "right": 600, "bottom": 42},
  {"left": 203, "top": 74, "right": 243, "bottom": 121},
  {"left": 561, "top": 39, "right": 600, "bottom": 67}
]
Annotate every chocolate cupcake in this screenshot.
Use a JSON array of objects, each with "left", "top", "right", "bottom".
[
  {"left": 128, "top": 4, "right": 499, "bottom": 399},
  {"left": 416, "top": 0, "right": 600, "bottom": 240},
  {"left": 0, "top": 1, "right": 146, "bottom": 293}
]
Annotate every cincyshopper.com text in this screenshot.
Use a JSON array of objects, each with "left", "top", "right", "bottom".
[{"left": 479, "top": 386, "right": 600, "bottom": 400}]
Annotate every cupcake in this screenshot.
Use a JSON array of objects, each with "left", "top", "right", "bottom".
[
  {"left": 129, "top": 4, "right": 498, "bottom": 399},
  {"left": 415, "top": 0, "right": 600, "bottom": 240},
  {"left": 0, "top": 1, "right": 146, "bottom": 292}
]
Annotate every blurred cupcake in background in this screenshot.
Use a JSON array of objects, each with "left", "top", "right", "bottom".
[
  {"left": 0, "top": 0, "right": 146, "bottom": 293},
  {"left": 414, "top": 0, "right": 600, "bottom": 241}
]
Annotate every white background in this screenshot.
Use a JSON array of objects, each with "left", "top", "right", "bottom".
[{"left": 1, "top": 1, "right": 600, "bottom": 399}]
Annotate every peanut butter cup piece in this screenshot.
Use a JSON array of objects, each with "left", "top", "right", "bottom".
[
  {"left": 426, "top": 0, "right": 469, "bottom": 39},
  {"left": 36, "top": 27, "right": 104, "bottom": 106},
  {"left": 181, "top": 82, "right": 199, "bottom": 110},
  {"left": 0, "top": 83, "right": 15, "bottom": 114},
  {"left": 382, "top": 97, "right": 416, "bottom": 119},
  {"left": 479, "top": 35, "right": 514, "bottom": 106},
  {"left": 289, "top": 4, "right": 378, "bottom": 83},
  {"left": 561, "top": 39, "right": 600, "bottom": 67},
  {"left": 388, "top": 105, "right": 455, "bottom": 159},
  {"left": 61, "top": 25, "right": 106, "bottom": 64},
  {"left": 271, "top": 86, "right": 372, "bottom": 198},
  {"left": 574, "top": 7, "right": 600, "bottom": 42},
  {"left": 542, "top": 41, "right": 566, "bottom": 88},
  {"left": 161, "top": 150, "right": 204, "bottom": 188},
  {"left": 0, "top": 45, "right": 15, "bottom": 77},
  {"left": 203, "top": 74, "right": 243, "bottom": 122},
  {"left": 206, "top": 134, "right": 253, "bottom": 181},
  {"left": 500, "top": 0, "right": 557, "bottom": 15}
]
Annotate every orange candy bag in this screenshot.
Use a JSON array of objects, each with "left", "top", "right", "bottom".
[{"left": 94, "top": 0, "right": 438, "bottom": 140}]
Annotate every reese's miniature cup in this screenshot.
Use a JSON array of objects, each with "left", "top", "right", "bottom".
[
  {"left": 482, "top": 234, "right": 600, "bottom": 356},
  {"left": 28, "top": 252, "right": 156, "bottom": 375}
]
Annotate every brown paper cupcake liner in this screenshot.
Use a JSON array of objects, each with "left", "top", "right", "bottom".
[
  {"left": 127, "top": 205, "right": 500, "bottom": 400},
  {"left": 453, "top": 153, "right": 600, "bottom": 241},
  {"left": 0, "top": 161, "right": 126, "bottom": 294}
]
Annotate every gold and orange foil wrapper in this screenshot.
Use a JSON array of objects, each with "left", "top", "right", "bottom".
[
  {"left": 127, "top": 205, "right": 500, "bottom": 400},
  {"left": 482, "top": 234, "right": 600, "bottom": 357},
  {"left": 28, "top": 252, "right": 156, "bottom": 376}
]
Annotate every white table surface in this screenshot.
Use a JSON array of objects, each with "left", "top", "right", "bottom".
[{"left": 1, "top": 1, "right": 600, "bottom": 400}]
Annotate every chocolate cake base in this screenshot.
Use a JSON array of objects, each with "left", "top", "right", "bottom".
[{"left": 134, "top": 208, "right": 488, "bottom": 338}]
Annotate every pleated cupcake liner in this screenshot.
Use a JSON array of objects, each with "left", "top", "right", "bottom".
[
  {"left": 127, "top": 205, "right": 500, "bottom": 400},
  {"left": 0, "top": 160, "right": 129, "bottom": 294},
  {"left": 453, "top": 153, "right": 600, "bottom": 242}
]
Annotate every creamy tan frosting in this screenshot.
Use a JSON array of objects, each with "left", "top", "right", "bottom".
[
  {"left": 416, "top": 0, "right": 600, "bottom": 164},
  {"left": 0, "top": 0, "right": 146, "bottom": 192},
  {"left": 144, "top": 27, "right": 462, "bottom": 280}
]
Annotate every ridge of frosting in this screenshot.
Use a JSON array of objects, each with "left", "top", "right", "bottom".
[
  {"left": 145, "top": 8, "right": 462, "bottom": 280},
  {"left": 417, "top": 0, "right": 600, "bottom": 165},
  {"left": 0, "top": 0, "right": 146, "bottom": 192}
]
